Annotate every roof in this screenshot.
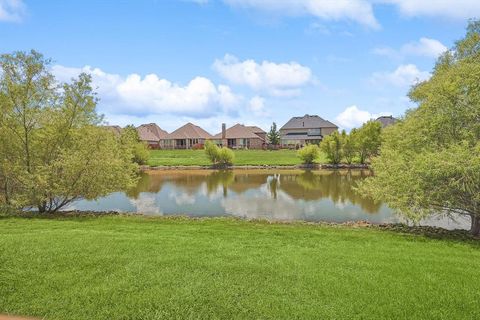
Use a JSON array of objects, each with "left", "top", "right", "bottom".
[
  {"left": 213, "top": 124, "right": 265, "bottom": 140},
  {"left": 165, "top": 122, "right": 213, "bottom": 140},
  {"left": 376, "top": 116, "right": 398, "bottom": 128},
  {"left": 138, "top": 123, "right": 168, "bottom": 140},
  {"left": 280, "top": 114, "right": 338, "bottom": 130},
  {"left": 137, "top": 125, "right": 160, "bottom": 142},
  {"left": 102, "top": 125, "right": 122, "bottom": 136},
  {"left": 246, "top": 126, "right": 266, "bottom": 134}
]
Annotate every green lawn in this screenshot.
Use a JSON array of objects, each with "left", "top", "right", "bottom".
[
  {"left": 148, "top": 149, "right": 328, "bottom": 166},
  {"left": 0, "top": 216, "right": 479, "bottom": 319}
]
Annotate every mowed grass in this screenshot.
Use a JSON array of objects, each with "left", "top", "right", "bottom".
[
  {"left": 148, "top": 149, "right": 328, "bottom": 166},
  {"left": 1, "top": 216, "right": 479, "bottom": 320}
]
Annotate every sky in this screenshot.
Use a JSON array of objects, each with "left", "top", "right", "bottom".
[{"left": 0, "top": 0, "right": 477, "bottom": 133}]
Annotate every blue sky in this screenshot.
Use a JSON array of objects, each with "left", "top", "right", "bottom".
[{"left": 0, "top": 0, "right": 477, "bottom": 133}]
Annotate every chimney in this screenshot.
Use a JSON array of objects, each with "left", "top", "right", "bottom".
[{"left": 222, "top": 123, "right": 226, "bottom": 139}]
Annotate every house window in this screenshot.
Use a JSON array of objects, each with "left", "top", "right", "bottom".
[{"left": 307, "top": 129, "right": 321, "bottom": 136}]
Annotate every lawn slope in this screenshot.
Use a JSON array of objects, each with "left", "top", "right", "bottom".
[
  {"left": 0, "top": 216, "right": 479, "bottom": 319},
  {"left": 148, "top": 149, "right": 328, "bottom": 166}
]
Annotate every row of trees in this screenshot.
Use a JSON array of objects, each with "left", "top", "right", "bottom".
[
  {"left": 319, "top": 121, "right": 383, "bottom": 165},
  {"left": 0, "top": 51, "right": 142, "bottom": 213}
]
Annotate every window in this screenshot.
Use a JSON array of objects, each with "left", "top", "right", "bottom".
[{"left": 307, "top": 129, "right": 321, "bottom": 136}]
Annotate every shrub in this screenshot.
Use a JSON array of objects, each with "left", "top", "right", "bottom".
[
  {"left": 297, "top": 144, "right": 319, "bottom": 164},
  {"left": 204, "top": 141, "right": 219, "bottom": 164},
  {"left": 204, "top": 141, "right": 234, "bottom": 167},
  {"left": 217, "top": 147, "right": 235, "bottom": 166}
]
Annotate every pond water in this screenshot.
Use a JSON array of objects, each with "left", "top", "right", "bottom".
[{"left": 69, "top": 169, "right": 469, "bottom": 229}]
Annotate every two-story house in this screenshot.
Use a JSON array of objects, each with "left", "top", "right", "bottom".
[{"left": 279, "top": 114, "right": 338, "bottom": 147}]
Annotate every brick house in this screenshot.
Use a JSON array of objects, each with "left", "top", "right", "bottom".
[
  {"left": 212, "top": 123, "right": 266, "bottom": 149},
  {"left": 161, "top": 123, "right": 213, "bottom": 149},
  {"left": 137, "top": 123, "right": 168, "bottom": 149}
]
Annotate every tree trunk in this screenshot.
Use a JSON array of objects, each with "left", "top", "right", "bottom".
[{"left": 471, "top": 214, "right": 480, "bottom": 237}]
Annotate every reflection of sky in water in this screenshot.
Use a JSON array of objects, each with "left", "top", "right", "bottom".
[{"left": 70, "top": 170, "right": 470, "bottom": 230}]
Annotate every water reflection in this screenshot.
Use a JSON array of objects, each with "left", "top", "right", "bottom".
[{"left": 71, "top": 169, "right": 399, "bottom": 224}]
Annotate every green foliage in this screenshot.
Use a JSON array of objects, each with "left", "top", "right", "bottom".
[
  {"left": 204, "top": 141, "right": 234, "bottom": 166},
  {"left": 267, "top": 122, "right": 280, "bottom": 145},
  {"left": 120, "top": 125, "right": 149, "bottom": 165},
  {"left": 217, "top": 147, "right": 235, "bottom": 166},
  {"left": 0, "top": 50, "right": 137, "bottom": 213},
  {"left": 319, "top": 131, "right": 343, "bottom": 164},
  {"left": 297, "top": 144, "right": 320, "bottom": 164},
  {"left": 341, "top": 130, "right": 356, "bottom": 164},
  {"left": 351, "top": 121, "right": 382, "bottom": 164},
  {"left": 359, "top": 20, "right": 480, "bottom": 235}
]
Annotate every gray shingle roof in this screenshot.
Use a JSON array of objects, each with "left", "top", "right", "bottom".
[
  {"left": 213, "top": 124, "right": 265, "bottom": 140},
  {"left": 280, "top": 114, "right": 338, "bottom": 130},
  {"left": 376, "top": 116, "right": 398, "bottom": 128}
]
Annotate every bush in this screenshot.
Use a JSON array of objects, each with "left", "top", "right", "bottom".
[
  {"left": 297, "top": 144, "right": 319, "bottom": 164},
  {"left": 204, "top": 141, "right": 234, "bottom": 167},
  {"left": 217, "top": 147, "right": 235, "bottom": 166}
]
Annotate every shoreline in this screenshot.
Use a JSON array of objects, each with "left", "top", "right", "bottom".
[
  {"left": 142, "top": 163, "right": 370, "bottom": 171},
  {"left": 6, "top": 210, "right": 476, "bottom": 240}
]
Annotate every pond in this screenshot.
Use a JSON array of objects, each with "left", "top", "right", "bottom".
[{"left": 69, "top": 169, "right": 469, "bottom": 229}]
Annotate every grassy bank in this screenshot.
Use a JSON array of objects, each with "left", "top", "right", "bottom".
[
  {"left": 1, "top": 215, "right": 479, "bottom": 319},
  {"left": 148, "top": 149, "right": 328, "bottom": 166}
]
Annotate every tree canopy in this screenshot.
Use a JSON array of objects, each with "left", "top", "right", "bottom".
[
  {"left": 0, "top": 50, "right": 138, "bottom": 213},
  {"left": 359, "top": 21, "right": 480, "bottom": 235}
]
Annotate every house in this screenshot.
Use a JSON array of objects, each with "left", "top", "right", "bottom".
[
  {"left": 212, "top": 123, "right": 266, "bottom": 149},
  {"left": 136, "top": 123, "right": 168, "bottom": 149},
  {"left": 279, "top": 114, "right": 338, "bottom": 147},
  {"left": 161, "top": 122, "right": 213, "bottom": 149},
  {"left": 376, "top": 115, "right": 398, "bottom": 128}
]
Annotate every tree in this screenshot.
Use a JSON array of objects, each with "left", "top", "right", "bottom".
[
  {"left": 341, "top": 130, "right": 356, "bottom": 164},
  {"left": 121, "top": 125, "right": 149, "bottom": 165},
  {"left": 297, "top": 144, "right": 319, "bottom": 165},
  {"left": 359, "top": 21, "right": 480, "bottom": 236},
  {"left": 0, "top": 50, "right": 138, "bottom": 213},
  {"left": 320, "top": 131, "right": 343, "bottom": 164},
  {"left": 267, "top": 122, "right": 280, "bottom": 146},
  {"left": 351, "top": 120, "right": 382, "bottom": 164}
]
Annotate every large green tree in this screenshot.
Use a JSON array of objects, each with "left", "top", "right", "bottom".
[
  {"left": 351, "top": 120, "right": 382, "bottom": 164},
  {"left": 267, "top": 122, "right": 280, "bottom": 146},
  {"left": 0, "top": 50, "right": 138, "bottom": 213},
  {"left": 360, "top": 21, "right": 480, "bottom": 236}
]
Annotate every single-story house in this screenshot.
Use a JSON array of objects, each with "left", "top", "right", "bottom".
[
  {"left": 212, "top": 123, "right": 266, "bottom": 149},
  {"left": 279, "top": 114, "right": 338, "bottom": 147},
  {"left": 376, "top": 116, "right": 398, "bottom": 128},
  {"left": 136, "top": 123, "right": 168, "bottom": 149},
  {"left": 161, "top": 122, "right": 213, "bottom": 149}
]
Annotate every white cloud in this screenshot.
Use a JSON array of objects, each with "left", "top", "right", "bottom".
[
  {"left": 222, "top": 0, "right": 379, "bottom": 28},
  {"left": 248, "top": 96, "right": 269, "bottom": 116},
  {"left": 335, "top": 105, "right": 391, "bottom": 129},
  {"left": 387, "top": 0, "right": 480, "bottom": 20},
  {"left": 374, "top": 37, "right": 448, "bottom": 60},
  {"left": 213, "top": 54, "right": 312, "bottom": 97},
  {"left": 370, "top": 64, "right": 430, "bottom": 88},
  {"left": 51, "top": 65, "right": 241, "bottom": 117},
  {"left": 0, "top": 0, "right": 26, "bottom": 22}
]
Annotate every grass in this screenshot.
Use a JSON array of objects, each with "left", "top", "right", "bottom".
[
  {"left": 148, "top": 149, "right": 328, "bottom": 166},
  {"left": 1, "top": 215, "right": 479, "bottom": 319}
]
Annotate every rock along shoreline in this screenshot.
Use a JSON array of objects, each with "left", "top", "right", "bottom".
[{"left": 141, "top": 164, "right": 370, "bottom": 171}]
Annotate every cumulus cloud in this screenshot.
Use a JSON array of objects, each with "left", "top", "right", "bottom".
[
  {"left": 51, "top": 65, "right": 241, "bottom": 117},
  {"left": 213, "top": 54, "right": 312, "bottom": 97},
  {"left": 248, "top": 96, "right": 269, "bottom": 116},
  {"left": 374, "top": 37, "right": 448, "bottom": 60},
  {"left": 222, "top": 0, "right": 379, "bottom": 28},
  {"left": 0, "top": 0, "right": 26, "bottom": 22},
  {"left": 335, "top": 105, "right": 391, "bottom": 129},
  {"left": 370, "top": 64, "right": 430, "bottom": 88}
]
